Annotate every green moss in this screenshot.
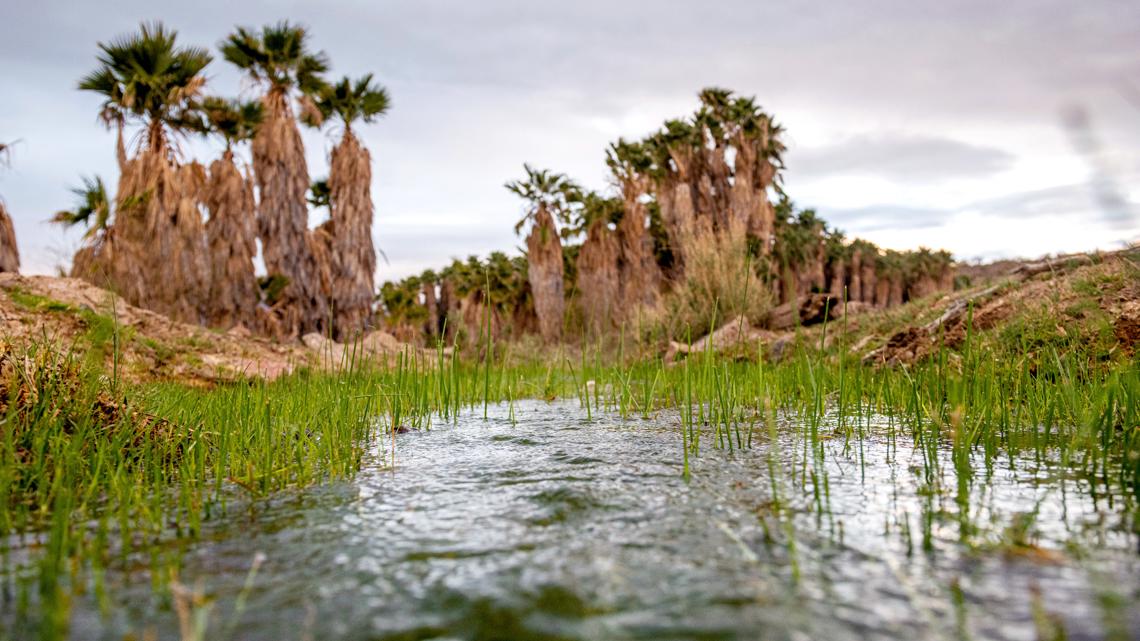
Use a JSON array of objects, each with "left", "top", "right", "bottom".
[{"left": 6, "top": 287, "right": 76, "bottom": 313}]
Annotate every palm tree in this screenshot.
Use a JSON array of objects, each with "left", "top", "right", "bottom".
[
  {"left": 572, "top": 192, "right": 622, "bottom": 336},
  {"left": 506, "top": 164, "right": 578, "bottom": 342},
  {"left": 876, "top": 250, "right": 906, "bottom": 307},
  {"left": 221, "top": 21, "right": 330, "bottom": 337},
  {"left": 52, "top": 175, "right": 113, "bottom": 280},
  {"left": 723, "top": 94, "right": 785, "bottom": 254},
  {"left": 79, "top": 22, "right": 212, "bottom": 323},
  {"left": 311, "top": 74, "right": 390, "bottom": 340},
  {"left": 695, "top": 88, "right": 735, "bottom": 232},
  {"left": 606, "top": 139, "right": 661, "bottom": 311},
  {"left": 200, "top": 97, "right": 263, "bottom": 329},
  {"left": 419, "top": 269, "right": 441, "bottom": 339},
  {"left": 847, "top": 238, "right": 879, "bottom": 304},
  {"left": 825, "top": 228, "right": 850, "bottom": 299},
  {"left": 0, "top": 142, "right": 20, "bottom": 273},
  {"left": 643, "top": 120, "right": 701, "bottom": 274},
  {"left": 53, "top": 176, "right": 113, "bottom": 236}
]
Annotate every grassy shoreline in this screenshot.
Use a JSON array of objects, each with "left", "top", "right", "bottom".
[{"left": 1, "top": 258, "right": 1137, "bottom": 639}]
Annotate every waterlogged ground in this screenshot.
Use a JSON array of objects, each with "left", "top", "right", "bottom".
[{"left": 9, "top": 400, "right": 1140, "bottom": 640}]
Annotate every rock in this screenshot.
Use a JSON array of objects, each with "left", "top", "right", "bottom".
[
  {"left": 665, "top": 316, "right": 773, "bottom": 362},
  {"left": 768, "top": 293, "right": 842, "bottom": 330},
  {"left": 361, "top": 331, "right": 403, "bottom": 353},
  {"left": 842, "top": 301, "right": 872, "bottom": 317},
  {"left": 302, "top": 332, "right": 332, "bottom": 351}
]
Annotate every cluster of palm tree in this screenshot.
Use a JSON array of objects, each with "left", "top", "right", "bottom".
[
  {"left": 378, "top": 87, "right": 955, "bottom": 345},
  {"left": 54, "top": 21, "right": 388, "bottom": 340},
  {"left": 772, "top": 197, "right": 955, "bottom": 306},
  {"left": 377, "top": 252, "right": 534, "bottom": 344},
  {"left": 502, "top": 88, "right": 785, "bottom": 342}
]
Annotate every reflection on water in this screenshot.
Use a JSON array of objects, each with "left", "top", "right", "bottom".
[{"left": 16, "top": 401, "right": 1140, "bottom": 639}]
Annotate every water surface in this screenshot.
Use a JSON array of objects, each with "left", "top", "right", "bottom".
[{"left": 16, "top": 401, "right": 1140, "bottom": 640}]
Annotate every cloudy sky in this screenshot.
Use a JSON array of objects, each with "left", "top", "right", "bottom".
[{"left": 2, "top": 0, "right": 1138, "bottom": 281}]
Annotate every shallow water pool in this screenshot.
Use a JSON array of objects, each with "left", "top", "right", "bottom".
[{"left": 11, "top": 400, "right": 1140, "bottom": 640}]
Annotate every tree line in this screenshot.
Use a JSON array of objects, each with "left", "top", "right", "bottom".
[{"left": 379, "top": 89, "right": 954, "bottom": 345}]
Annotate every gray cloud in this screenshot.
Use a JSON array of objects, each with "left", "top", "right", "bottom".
[
  {"left": 817, "top": 204, "right": 953, "bottom": 234},
  {"left": 972, "top": 184, "right": 1096, "bottom": 220},
  {"left": 790, "top": 134, "right": 1016, "bottom": 182},
  {"left": 815, "top": 181, "right": 1138, "bottom": 237},
  {"left": 3, "top": 0, "right": 1140, "bottom": 276}
]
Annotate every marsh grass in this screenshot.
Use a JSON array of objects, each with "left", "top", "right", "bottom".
[{"left": 2, "top": 277, "right": 1138, "bottom": 639}]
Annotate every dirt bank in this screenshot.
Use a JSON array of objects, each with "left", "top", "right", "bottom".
[{"left": 0, "top": 274, "right": 419, "bottom": 385}]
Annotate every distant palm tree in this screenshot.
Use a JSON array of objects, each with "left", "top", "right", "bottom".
[
  {"left": 221, "top": 21, "right": 330, "bottom": 337},
  {"left": 311, "top": 73, "right": 391, "bottom": 339},
  {"left": 52, "top": 176, "right": 113, "bottom": 237},
  {"left": 506, "top": 165, "right": 579, "bottom": 342},
  {"left": 200, "top": 98, "right": 263, "bottom": 329},
  {"left": 78, "top": 22, "right": 212, "bottom": 322},
  {"left": 53, "top": 176, "right": 117, "bottom": 280},
  {"left": 307, "top": 179, "right": 331, "bottom": 210}
]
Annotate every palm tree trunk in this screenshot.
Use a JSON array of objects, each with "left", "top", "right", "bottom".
[
  {"left": 888, "top": 277, "right": 905, "bottom": 307},
  {"left": 158, "top": 162, "right": 210, "bottom": 324},
  {"left": 440, "top": 277, "right": 459, "bottom": 340},
  {"left": 252, "top": 89, "right": 329, "bottom": 338},
  {"left": 422, "top": 279, "right": 439, "bottom": 339},
  {"left": 99, "top": 147, "right": 208, "bottom": 324},
  {"left": 938, "top": 265, "right": 955, "bottom": 292},
  {"left": 861, "top": 261, "right": 878, "bottom": 305},
  {"left": 907, "top": 276, "right": 937, "bottom": 301},
  {"left": 696, "top": 144, "right": 731, "bottom": 234},
  {"left": 526, "top": 207, "right": 565, "bottom": 342},
  {"left": 0, "top": 202, "right": 19, "bottom": 273},
  {"left": 811, "top": 243, "right": 827, "bottom": 294},
  {"left": 751, "top": 157, "right": 778, "bottom": 256},
  {"left": 205, "top": 152, "right": 259, "bottom": 329},
  {"left": 874, "top": 278, "right": 890, "bottom": 308},
  {"left": 828, "top": 258, "right": 846, "bottom": 299},
  {"left": 576, "top": 218, "right": 619, "bottom": 336},
  {"left": 460, "top": 290, "right": 502, "bottom": 345},
  {"left": 616, "top": 178, "right": 661, "bottom": 313},
  {"left": 657, "top": 147, "right": 701, "bottom": 276},
  {"left": 115, "top": 123, "right": 127, "bottom": 172},
  {"left": 327, "top": 129, "right": 376, "bottom": 340},
  {"left": 848, "top": 250, "right": 863, "bottom": 302},
  {"left": 310, "top": 221, "right": 336, "bottom": 326},
  {"left": 731, "top": 138, "right": 759, "bottom": 238}
]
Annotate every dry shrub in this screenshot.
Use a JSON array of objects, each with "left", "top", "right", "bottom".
[
  {"left": 652, "top": 220, "right": 772, "bottom": 341},
  {"left": 0, "top": 340, "right": 179, "bottom": 470}
]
